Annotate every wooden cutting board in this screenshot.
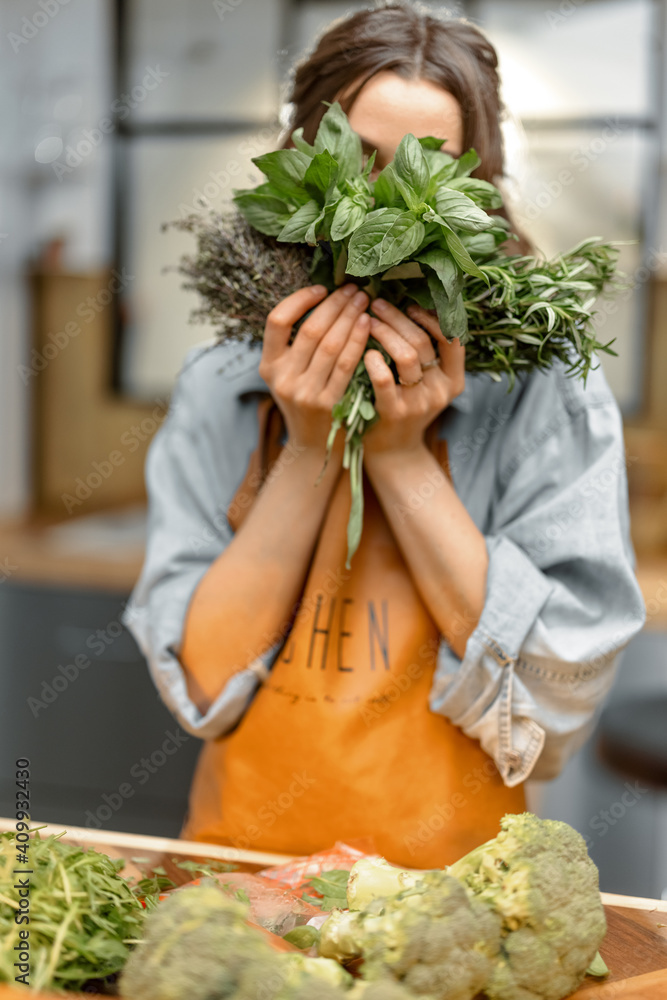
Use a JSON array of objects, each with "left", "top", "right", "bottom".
[{"left": 1, "top": 820, "right": 666, "bottom": 999}]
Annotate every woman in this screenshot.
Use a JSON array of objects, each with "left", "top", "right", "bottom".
[{"left": 123, "top": 2, "right": 646, "bottom": 867}]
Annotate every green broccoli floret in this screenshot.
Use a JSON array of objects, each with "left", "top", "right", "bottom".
[
  {"left": 236, "top": 952, "right": 354, "bottom": 1000},
  {"left": 347, "top": 857, "right": 424, "bottom": 910},
  {"left": 447, "top": 812, "right": 607, "bottom": 1000},
  {"left": 119, "top": 884, "right": 276, "bottom": 999},
  {"left": 120, "top": 884, "right": 355, "bottom": 1000},
  {"left": 319, "top": 869, "right": 501, "bottom": 1000},
  {"left": 348, "top": 979, "right": 420, "bottom": 1000},
  {"left": 279, "top": 953, "right": 354, "bottom": 992}
]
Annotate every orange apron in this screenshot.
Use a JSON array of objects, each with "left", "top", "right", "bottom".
[{"left": 181, "top": 395, "right": 524, "bottom": 867}]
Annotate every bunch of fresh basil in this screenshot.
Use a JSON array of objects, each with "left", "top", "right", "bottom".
[
  {"left": 230, "top": 101, "right": 621, "bottom": 569},
  {"left": 232, "top": 100, "right": 510, "bottom": 345}
]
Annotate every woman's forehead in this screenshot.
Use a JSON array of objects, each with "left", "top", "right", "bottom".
[{"left": 341, "top": 71, "right": 464, "bottom": 158}]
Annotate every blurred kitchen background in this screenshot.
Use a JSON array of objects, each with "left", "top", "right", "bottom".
[{"left": 1, "top": 0, "right": 666, "bottom": 895}]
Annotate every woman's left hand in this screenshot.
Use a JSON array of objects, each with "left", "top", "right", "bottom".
[{"left": 361, "top": 298, "right": 466, "bottom": 458}]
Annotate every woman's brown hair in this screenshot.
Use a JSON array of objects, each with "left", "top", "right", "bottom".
[{"left": 279, "top": 0, "right": 532, "bottom": 254}]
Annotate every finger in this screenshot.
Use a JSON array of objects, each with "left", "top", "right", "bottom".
[
  {"left": 404, "top": 302, "right": 453, "bottom": 345},
  {"left": 304, "top": 289, "right": 370, "bottom": 387},
  {"left": 263, "top": 285, "right": 329, "bottom": 365},
  {"left": 438, "top": 335, "right": 466, "bottom": 395},
  {"left": 406, "top": 303, "right": 466, "bottom": 386},
  {"left": 364, "top": 348, "right": 400, "bottom": 411},
  {"left": 369, "top": 316, "right": 423, "bottom": 386},
  {"left": 289, "top": 284, "right": 366, "bottom": 373},
  {"left": 370, "top": 298, "right": 437, "bottom": 364},
  {"left": 324, "top": 312, "right": 371, "bottom": 400}
]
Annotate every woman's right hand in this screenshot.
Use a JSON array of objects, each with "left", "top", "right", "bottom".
[{"left": 259, "top": 282, "right": 371, "bottom": 455}]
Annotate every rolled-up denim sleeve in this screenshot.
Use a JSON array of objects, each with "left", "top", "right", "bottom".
[
  {"left": 430, "top": 389, "right": 646, "bottom": 786},
  {"left": 121, "top": 345, "right": 283, "bottom": 740}
]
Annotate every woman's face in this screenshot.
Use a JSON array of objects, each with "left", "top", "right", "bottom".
[{"left": 341, "top": 71, "right": 464, "bottom": 181}]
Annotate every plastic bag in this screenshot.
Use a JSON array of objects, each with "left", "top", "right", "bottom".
[
  {"left": 258, "top": 840, "right": 378, "bottom": 895},
  {"left": 166, "top": 871, "right": 321, "bottom": 936}
]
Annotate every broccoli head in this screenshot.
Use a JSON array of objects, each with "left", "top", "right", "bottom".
[
  {"left": 120, "top": 883, "right": 356, "bottom": 1000},
  {"left": 119, "top": 884, "right": 278, "bottom": 1000},
  {"left": 447, "top": 812, "right": 607, "bottom": 1000},
  {"left": 319, "top": 869, "right": 501, "bottom": 1000}
]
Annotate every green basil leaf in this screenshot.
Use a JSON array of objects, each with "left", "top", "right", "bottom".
[
  {"left": 403, "top": 284, "right": 435, "bottom": 309},
  {"left": 426, "top": 271, "right": 469, "bottom": 342},
  {"left": 424, "top": 151, "right": 458, "bottom": 196},
  {"left": 250, "top": 149, "right": 311, "bottom": 203},
  {"left": 361, "top": 148, "right": 377, "bottom": 180},
  {"left": 394, "top": 133, "right": 430, "bottom": 202},
  {"left": 416, "top": 246, "right": 463, "bottom": 300},
  {"left": 435, "top": 189, "right": 494, "bottom": 233},
  {"left": 331, "top": 196, "right": 367, "bottom": 240},
  {"left": 372, "top": 164, "right": 400, "bottom": 207},
  {"left": 392, "top": 174, "right": 421, "bottom": 212},
  {"left": 276, "top": 199, "right": 323, "bottom": 243},
  {"left": 315, "top": 101, "right": 363, "bottom": 180},
  {"left": 442, "top": 224, "right": 490, "bottom": 283},
  {"left": 346, "top": 207, "right": 403, "bottom": 276},
  {"left": 290, "top": 126, "right": 315, "bottom": 156},
  {"left": 460, "top": 232, "right": 498, "bottom": 255},
  {"left": 380, "top": 261, "right": 425, "bottom": 280},
  {"left": 417, "top": 135, "right": 449, "bottom": 151},
  {"left": 378, "top": 211, "right": 426, "bottom": 269},
  {"left": 304, "top": 148, "right": 339, "bottom": 203},
  {"left": 454, "top": 148, "right": 482, "bottom": 178},
  {"left": 446, "top": 177, "right": 504, "bottom": 209},
  {"left": 232, "top": 190, "right": 291, "bottom": 236},
  {"left": 305, "top": 207, "right": 326, "bottom": 244}
]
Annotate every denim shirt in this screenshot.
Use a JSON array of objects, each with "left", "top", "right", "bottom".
[{"left": 121, "top": 336, "right": 646, "bottom": 787}]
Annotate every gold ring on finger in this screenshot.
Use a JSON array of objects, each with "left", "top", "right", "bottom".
[{"left": 398, "top": 374, "right": 424, "bottom": 387}]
